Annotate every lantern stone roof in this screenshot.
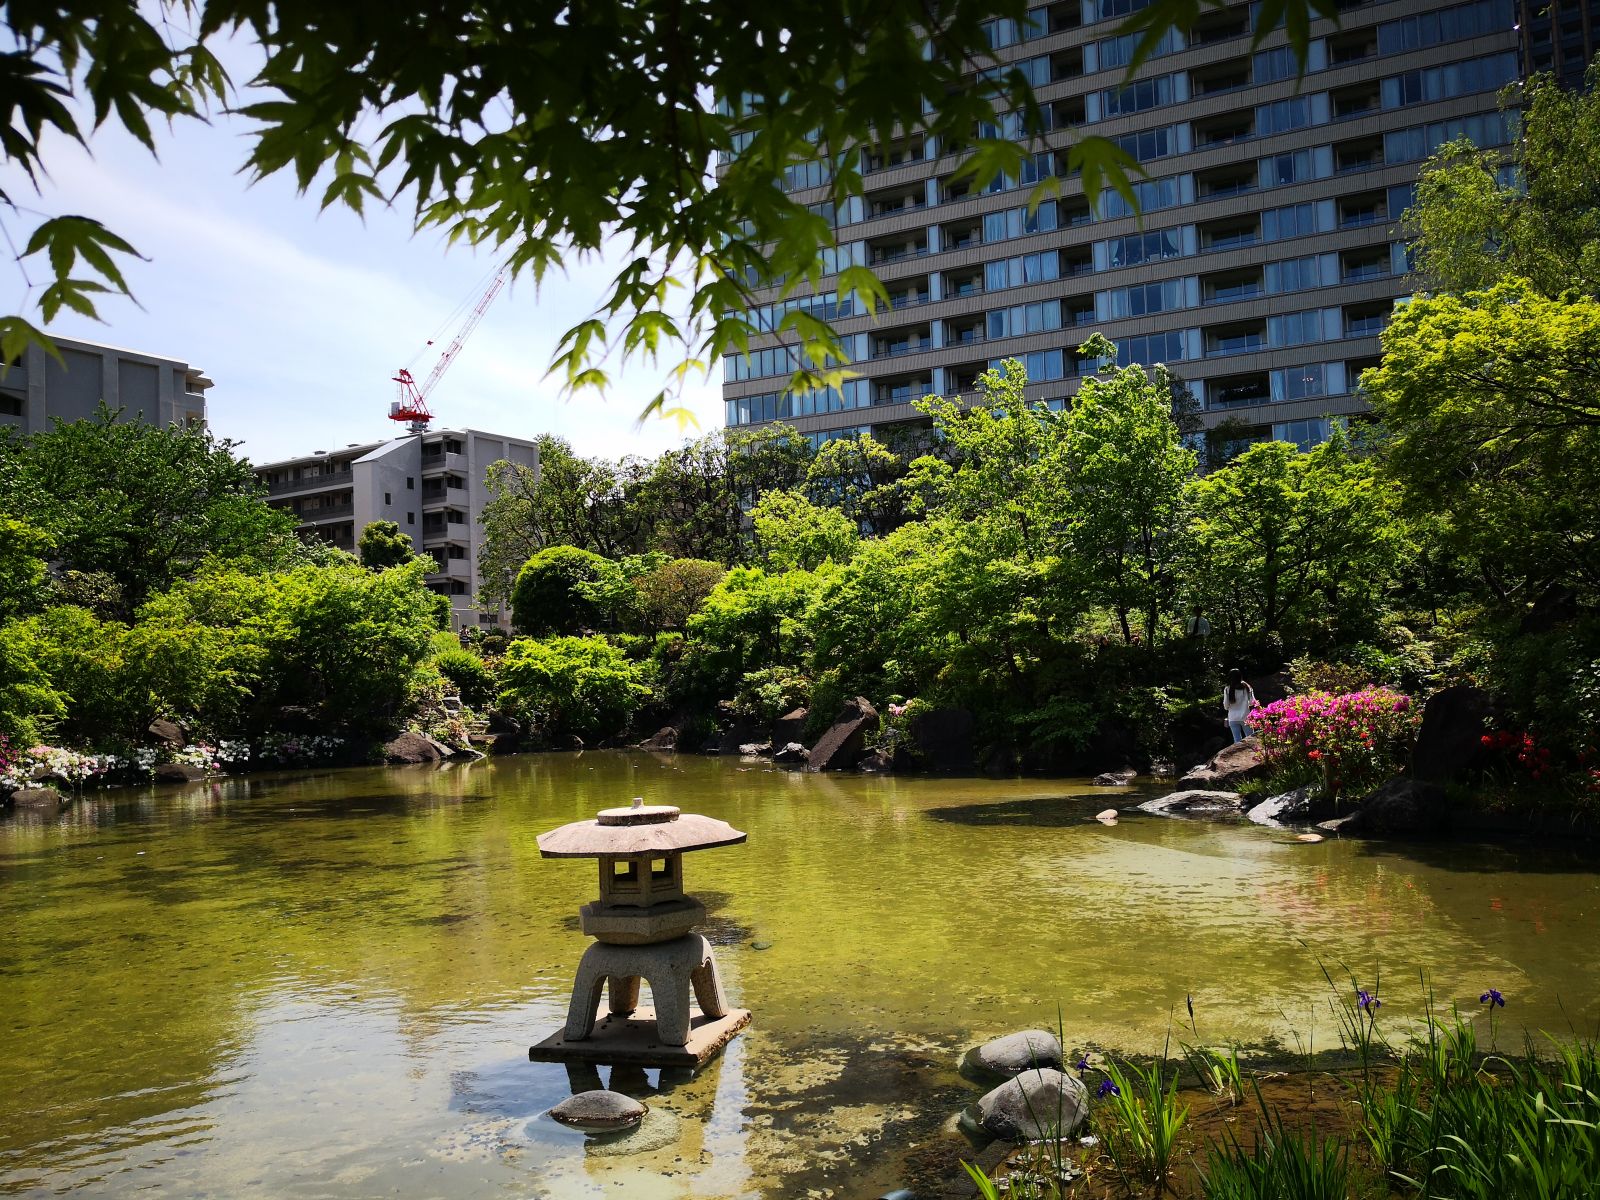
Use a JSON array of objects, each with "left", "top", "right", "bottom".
[{"left": 537, "top": 802, "right": 746, "bottom": 858}]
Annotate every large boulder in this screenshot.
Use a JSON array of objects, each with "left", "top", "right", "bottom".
[
  {"left": 1093, "top": 768, "right": 1136, "bottom": 786},
  {"left": 1345, "top": 777, "right": 1454, "bottom": 837},
  {"left": 772, "top": 742, "right": 809, "bottom": 766},
  {"left": 858, "top": 747, "right": 894, "bottom": 773},
  {"left": 8, "top": 785, "right": 66, "bottom": 809},
  {"left": 638, "top": 725, "right": 678, "bottom": 752},
  {"left": 383, "top": 731, "right": 443, "bottom": 765},
  {"left": 147, "top": 718, "right": 186, "bottom": 747},
  {"left": 806, "top": 697, "right": 878, "bottom": 772},
  {"left": 771, "top": 707, "right": 809, "bottom": 748},
  {"left": 1139, "top": 789, "right": 1244, "bottom": 814},
  {"left": 962, "top": 1030, "right": 1064, "bottom": 1085},
  {"left": 1179, "top": 737, "right": 1269, "bottom": 789},
  {"left": 152, "top": 763, "right": 207, "bottom": 783},
  {"left": 907, "top": 706, "right": 976, "bottom": 772},
  {"left": 486, "top": 710, "right": 524, "bottom": 735},
  {"left": 1411, "top": 685, "right": 1493, "bottom": 783},
  {"left": 1245, "top": 785, "right": 1329, "bottom": 826},
  {"left": 976, "top": 1068, "right": 1088, "bottom": 1142}
]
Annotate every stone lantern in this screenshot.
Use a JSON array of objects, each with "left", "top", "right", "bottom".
[{"left": 529, "top": 799, "right": 751, "bottom": 1068}]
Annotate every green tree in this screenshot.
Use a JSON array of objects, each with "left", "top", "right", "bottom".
[
  {"left": 0, "top": 517, "right": 51, "bottom": 622},
  {"left": 434, "top": 648, "right": 497, "bottom": 709},
  {"left": 630, "top": 558, "right": 727, "bottom": 633},
  {"left": 497, "top": 636, "right": 653, "bottom": 739},
  {"left": 750, "top": 490, "right": 859, "bottom": 572},
  {"left": 1187, "top": 430, "right": 1400, "bottom": 655},
  {"left": 1407, "top": 67, "right": 1600, "bottom": 298},
  {"left": 636, "top": 426, "right": 812, "bottom": 564},
  {"left": 1058, "top": 335, "right": 1196, "bottom": 647},
  {"left": 1360, "top": 282, "right": 1600, "bottom": 605},
  {"left": 0, "top": 407, "right": 301, "bottom": 612},
  {"left": 679, "top": 566, "right": 825, "bottom": 706},
  {"left": 478, "top": 436, "right": 654, "bottom": 603},
  {"left": 510, "top": 546, "right": 630, "bottom": 636},
  {"left": 357, "top": 520, "right": 416, "bottom": 569},
  {"left": 805, "top": 432, "right": 916, "bottom": 536},
  {"left": 138, "top": 558, "right": 449, "bottom": 738}
]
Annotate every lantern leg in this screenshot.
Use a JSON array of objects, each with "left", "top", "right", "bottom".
[
  {"left": 564, "top": 944, "right": 610, "bottom": 1041},
  {"left": 608, "top": 974, "right": 641, "bottom": 1017},
  {"left": 691, "top": 951, "right": 730, "bottom": 1020}
]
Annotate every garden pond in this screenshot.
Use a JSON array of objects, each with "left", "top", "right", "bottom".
[{"left": 3, "top": 751, "right": 1598, "bottom": 1198}]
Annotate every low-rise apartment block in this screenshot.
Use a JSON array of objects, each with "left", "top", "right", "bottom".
[
  {"left": 1, "top": 334, "right": 211, "bottom": 433},
  {"left": 255, "top": 429, "right": 539, "bottom": 630}
]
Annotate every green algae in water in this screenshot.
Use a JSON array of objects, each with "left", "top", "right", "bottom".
[{"left": 2, "top": 751, "right": 1599, "bottom": 1198}]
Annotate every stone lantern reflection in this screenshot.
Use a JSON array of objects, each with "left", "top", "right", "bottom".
[{"left": 529, "top": 799, "right": 751, "bottom": 1067}]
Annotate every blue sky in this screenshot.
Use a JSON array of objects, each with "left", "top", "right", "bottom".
[{"left": 2, "top": 79, "right": 725, "bottom": 465}]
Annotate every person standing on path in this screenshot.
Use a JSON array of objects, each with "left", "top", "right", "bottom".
[{"left": 1223, "top": 669, "right": 1255, "bottom": 744}]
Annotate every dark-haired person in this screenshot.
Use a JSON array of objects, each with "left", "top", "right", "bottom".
[{"left": 1223, "top": 669, "right": 1255, "bottom": 744}]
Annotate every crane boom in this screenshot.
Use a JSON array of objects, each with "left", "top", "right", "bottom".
[{"left": 390, "top": 271, "right": 506, "bottom": 432}]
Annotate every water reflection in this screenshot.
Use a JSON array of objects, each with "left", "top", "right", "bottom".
[{"left": 3, "top": 752, "right": 1599, "bottom": 1197}]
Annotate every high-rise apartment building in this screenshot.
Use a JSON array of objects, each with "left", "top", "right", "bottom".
[
  {"left": 721, "top": 0, "right": 1521, "bottom": 452},
  {"left": 1, "top": 334, "right": 211, "bottom": 433},
  {"left": 1518, "top": 0, "right": 1600, "bottom": 85},
  {"left": 253, "top": 429, "right": 539, "bottom": 631}
]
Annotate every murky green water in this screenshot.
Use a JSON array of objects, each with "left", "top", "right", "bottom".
[{"left": 3, "top": 752, "right": 1598, "bottom": 1198}]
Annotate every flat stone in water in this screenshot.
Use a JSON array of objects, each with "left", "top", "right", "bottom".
[
  {"left": 548, "top": 1090, "right": 646, "bottom": 1133},
  {"left": 752, "top": 939, "right": 774, "bottom": 950},
  {"left": 963, "top": 1029, "right": 1063, "bottom": 1082}
]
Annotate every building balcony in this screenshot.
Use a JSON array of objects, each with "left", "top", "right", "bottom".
[
  {"left": 267, "top": 468, "right": 353, "bottom": 495},
  {"left": 298, "top": 503, "right": 354, "bottom": 523}
]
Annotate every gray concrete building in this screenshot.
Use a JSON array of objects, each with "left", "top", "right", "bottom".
[
  {"left": 254, "top": 429, "right": 539, "bottom": 631},
  {"left": 721, "top": 0, "right": 1521, "bottom": 453},
  {"left": 1, "top": 334, "right": 211, "bottom": 433}
]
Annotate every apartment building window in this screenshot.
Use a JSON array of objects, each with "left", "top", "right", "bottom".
[
  {"left": 1377, "top": 0, "right": 1512, "bottom": 54},
  {"left": 1258, "top": 97, "right": 1311, "bottom": 134},
  {"left": 1253, "top": 45, "right": 1301, "bottom": 84},
  {"left": 1102, "top": 75, "right": 1174, "bottom": 118},
  {"left": 1098, "top": 177, "right": 1180, "bottom": 220},
  {"left": 1261, "top": 149, "right": 1313, "bottom": 188},
  {"left": 1276, "top": 363, "right": 1328, "bottom": 400},
  {"left": 979, "top": 54, "right": 1051, "bottom": 88},
  {"left": 1383, "top": 111, "right": 1512, "bottom": 164},
  {"left": 1113, "top": 126, "right": 1173, "bottom": 163},
  {"left": 384, "top": 492, "right": 392, "bottom": 505},
  {"left": 407, "top": 512, "right": 415, "bottom": 525},
  {"left": 988, "top": 300, "right": 1064, "bottom": 338},
  {"left": 1268, "top": 309, "right": 1327, "bottom": 348},
  {"left": 1265, "top": 255, "right": 1323, "bottom": 294},
  {"left": 1117, "top": 331, "right": 1187, "bottom": 367},
  {"left": 406, "top": 477, "right": 414, "bottom": 489},
  {"left": 983, "top": 200, "right": 1059, "bottom": 242},
  {"left": 1106, "top": 279, "right": 1186, "bottom": 318},
  {"left": 985, "top": 251, "right": 1061, "bottom": 290},
  {"left": 991, "top": 348, "right": 1067, "bottom": 382},
  {"left": 1273, "top": 417, "right": 1332, "bottom": 449},
  {"left": 1098, "top": 26, "right": 1179, "bottom": 69},
  {"left": 1263, "top": 201, "right": 1320, "bottom": 241},
  {"left": 1107, "top": 229, "right": 1182, "bottom": 269},
  {"left": 982, "top": 151, "right": 1056, "bottom": 194},
  {"left": 782, "top": 159, "right": 831, "bottom": 191},
  {"left": 1381, "top": 52, "right": 1518, "bottom": 109},
  {"left": 1097, "top": 0, "right": 1154, "bottom": 23}
]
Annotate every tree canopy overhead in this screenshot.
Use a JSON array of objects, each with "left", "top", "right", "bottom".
[{"left": 3, "top": 0, "right": 1328, "bottom": 417}]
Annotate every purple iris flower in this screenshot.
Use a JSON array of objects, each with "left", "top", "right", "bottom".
[
  {"left": 1357, "top": 989, "right": 1381, "bottom": 1011},
  {"left": 1480, "top": 989, "right": 1505, "bottom": 1008},
  {"left": 1075, "top": 1056, "right": 1091, "bottom": 1073},
  {"left": 1097, "top": 1079, "right": 1120, "bottom": 1098}
]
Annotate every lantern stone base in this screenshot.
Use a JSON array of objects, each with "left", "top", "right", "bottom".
[{"left": 528, "top": 1005, "right": 752, "bottom": 1069}]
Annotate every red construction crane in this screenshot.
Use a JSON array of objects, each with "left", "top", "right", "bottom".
[{"left": 389, "top": 271, "right": 507, "bottom": 432}]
